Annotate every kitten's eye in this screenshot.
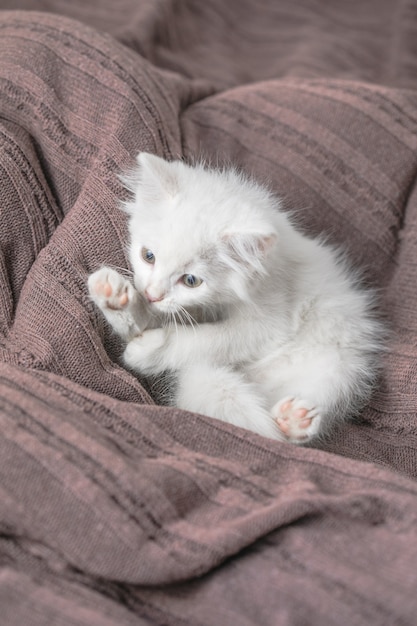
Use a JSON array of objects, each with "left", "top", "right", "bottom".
[
  {"left": 181, "top": 274, "right": 203, "bottom": 288},
  {"left": 142, "top": 248, "right": 155, "bottom": 264}
]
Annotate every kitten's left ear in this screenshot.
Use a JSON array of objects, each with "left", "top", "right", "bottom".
[{"left": 222, "top": 232, "right": 277, "bottom": 270}]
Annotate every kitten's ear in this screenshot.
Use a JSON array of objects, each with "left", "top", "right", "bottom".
[
  {"left": 122, "top": 153, "right": 179, "bottom": 204},
  {"left": 137, "top": 153, "right": 179, "bottom": 196},
  {"left": 222, "top": 232, "right": 277, "bottom": 271}
]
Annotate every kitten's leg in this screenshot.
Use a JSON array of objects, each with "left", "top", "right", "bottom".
[
  {"left": 175, "top": 363, "right": 285, "bottom": 441},
  {"left": 262, "top": 345, "right": 373, "bottom": 444},
  {"left": 88, "top": 267, "right": 150, "bottom": 340},
  {"left": 123, "top": 317, "right": 267, "bottom": 375}
]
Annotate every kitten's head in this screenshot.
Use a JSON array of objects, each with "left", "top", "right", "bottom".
[{"left": 122, "top": 153, "right": 280, "bottom": 316}]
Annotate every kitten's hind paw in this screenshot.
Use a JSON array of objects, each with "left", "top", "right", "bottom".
[
  {"left": 88, "top": 267, "right": 134, "bottom": 311},
  {"left": 272, "top": 397, "right": 321, "bottom": 444}
]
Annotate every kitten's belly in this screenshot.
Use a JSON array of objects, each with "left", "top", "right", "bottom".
[{"left": 243, "top": 349, "right": 290, "bottom": 398}]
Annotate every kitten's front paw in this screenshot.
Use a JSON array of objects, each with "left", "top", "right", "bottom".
[
  {"left": 123, "top": 328, "right": 166, "bottom": 374},
  {"left": 88, "top": 267, "right": 134, "bottom": 311},
  {"left": 271, "top": 397, "right": 322, "bottom": 443}
]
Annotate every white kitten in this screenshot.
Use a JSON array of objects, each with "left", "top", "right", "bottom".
[{"left": 88, "top": 153, "right": 384, "bottom": 443}]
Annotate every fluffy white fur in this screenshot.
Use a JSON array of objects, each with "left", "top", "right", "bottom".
[{"left": 88, "top": 153, "right": 384, "bottom": 443}]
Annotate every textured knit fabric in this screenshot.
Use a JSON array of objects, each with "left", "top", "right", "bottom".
[{"left": 1, "top": 2, "right": 417, "bottom": 625}]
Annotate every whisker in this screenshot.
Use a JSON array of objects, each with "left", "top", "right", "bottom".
[
  {"left": 186, "top": 307, "right": 200, "bottom": 329},
  {"left": 177, "top": 305, "right": 199, "bottom": 335},
  {"left": 107, "top": 264, "right": 134, "bottom": 277},
  {"left": 172, "top": 310, "right": 179, "bottom": 341},
  {"left": 175, "top": 307, "right": 187, "bottom": 333},
  {"left": 163, "top": 309, "right": 179, "bottom": 346},
  {"left": 181, "top": 308, "right": 191, "bottom": 329}
]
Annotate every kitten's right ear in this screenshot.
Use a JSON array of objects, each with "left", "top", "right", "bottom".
[{"left": 121, "top": 153, "right": 179, "bottom": 206}]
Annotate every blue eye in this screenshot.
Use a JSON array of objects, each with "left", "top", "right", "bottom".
[
  {"left": 182, "top": 274, "right": 203, "bottom": 288},
  {"left": 142, "top": 248, "right": 155, "bottom": 264}
]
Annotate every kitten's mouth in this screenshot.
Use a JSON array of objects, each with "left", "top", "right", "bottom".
[{"left": 146, "top": 298, "right": 172, "bottom": 313}]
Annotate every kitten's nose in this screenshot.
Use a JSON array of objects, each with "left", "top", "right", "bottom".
[{"left": 145, "top": 289, "right": 164, "bottom": 303}]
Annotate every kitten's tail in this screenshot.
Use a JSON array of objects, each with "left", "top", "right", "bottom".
[{"left": 175, "top": 363, "right": 284, "bottom": 440}]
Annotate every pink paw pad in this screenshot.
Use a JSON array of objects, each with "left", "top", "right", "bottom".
[
  {"left": 273, "top": 398, "right": 320, "bottom": 443},
  {"left": 119, "top": 292, "right": 129, "bottom": 306},
  {"left": 91, "top": 276, "right": 130, "bottom": 310},
  {"left": 94, "top": 281, "right": 113, "bottom": 299}
]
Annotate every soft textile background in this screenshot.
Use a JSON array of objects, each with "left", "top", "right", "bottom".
[{"left": 1, "top": 2, "right": 417, "bottom": 624}]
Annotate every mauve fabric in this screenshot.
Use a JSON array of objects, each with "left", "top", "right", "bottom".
[{"left": 0, "top": 2, "right": 417, "bottom": 625}]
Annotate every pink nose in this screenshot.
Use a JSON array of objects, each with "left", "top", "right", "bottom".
[{"left": 145, "top": 289, "right": 164, "bottom": 303}]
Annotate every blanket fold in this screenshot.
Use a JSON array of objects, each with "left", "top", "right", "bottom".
[
  {"left": 2, "top": 360, "right": 417, "bottom": 624},
  {"left": 1, "top": 2, "right": 417, "bottom": 625}
]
